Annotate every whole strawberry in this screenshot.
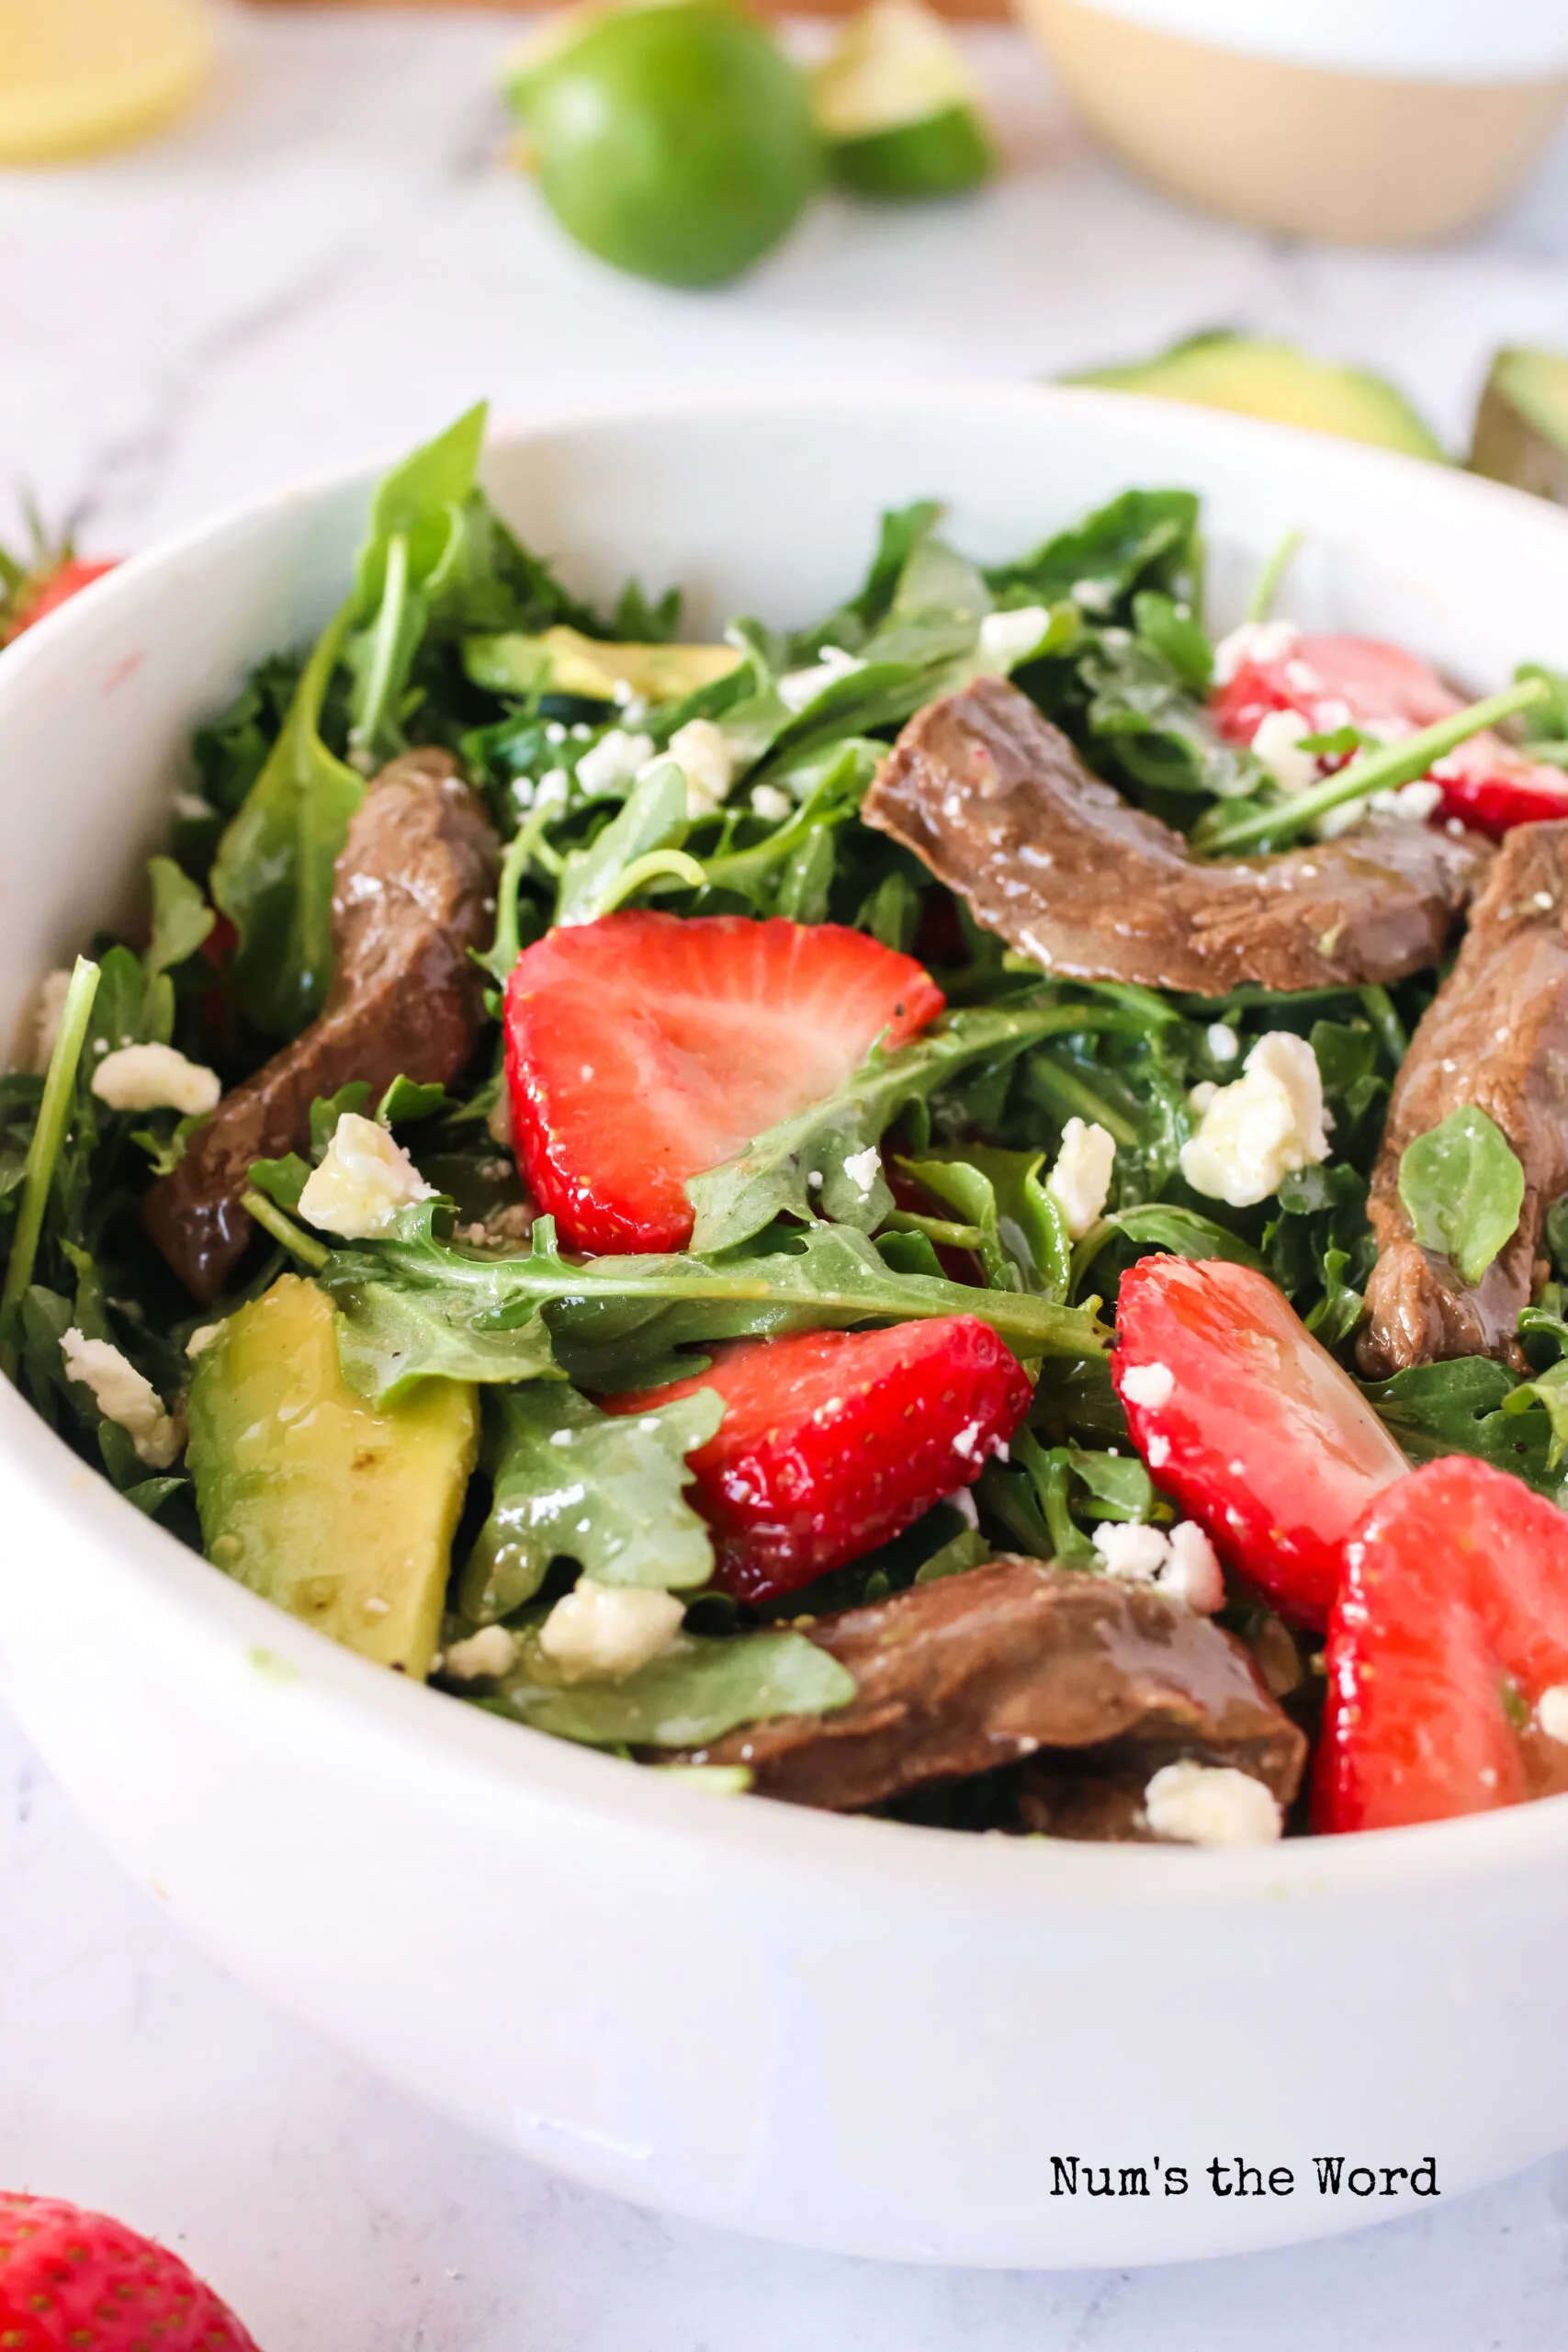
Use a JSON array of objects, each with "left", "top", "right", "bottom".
[{"left": 0, "top": 2193, "right": 258, "bottom": 2351}]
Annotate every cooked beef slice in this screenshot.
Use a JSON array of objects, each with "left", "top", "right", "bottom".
[
  {"left": 146, "top": 749, "right": 499, "bottom": 1300},
  {"left": 684, "top": 1557, "right": 1305, "bottom": 1817},
  {"left": 1360, "top": 820, "right": 1568, "bottom": 1376},
  {"left": 863, "top": 677, "right": 1487, "bottom": 995}
]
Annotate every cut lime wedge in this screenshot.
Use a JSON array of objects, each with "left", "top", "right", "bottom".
[{"left": 814, "top": 0, "right": 994, "bottom": 200}]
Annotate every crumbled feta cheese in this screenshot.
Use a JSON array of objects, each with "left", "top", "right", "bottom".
[
  {"left": 1393, "top": 779, "right": 1443, "bottom": 822},
  {"left": 943, "top": 1485, "right": 980, "bottom": 1529},
  {"left": 1160, "top": 1521, "right": 1225, "bottom": 1614},
  {"left": 1538, "top": 1683, "right": 1568, "bottom": 1744},
  {"left": 1120, "top": 1360, "right": 1175, "bottom": 1410},
  {"left": 31, "top": 968, "right": 74, "bottom": 1073},
  {"left": 185, "top": 1321, "right": 225, "bottom": 1359},
  {"left": 91, "top": 1042, "right": 221, "bottom": 1117},
  {"left": 1206, "top": 1023, "right": 1239, "bottom": 1065},
  {"left": 1093, "top": 1521, "right": 1169, "bottom": 1582},
  {"left": 1145, "top": 1432, "right": 1170, "bottom": 1469},
  {"left": 1250, "top": 707, "right": 1320, "bottom": 798},
  {"left": 298, "top": 1112, "right": 435, "bottom": 1240},
  {"left": 1188, "top": 1080, "right": 1218, "bottom": 1115},
  {"left": 538, "top": 1580, "right": 685, "bottom": 1681},
  {"left": 545, "top": 721, "right": 566, "bottom": 745},
  {"left": 776, "top": 645, "right": 863, "bottom": 713},
  {"left": 576, "top": 729, "right": 653, "bottom": 797},
  {"left": 976, "top": 605, "right": 1050, "bottom": 674},
  {"left": 842, "top": 1144, "right": 882, "bottom": 1198},
  {"left": 443, "top": 1625, "right": 519, "bottom": 1681},
  {"left": 1179, "top": 1031, "right": 1330, "bottom": 1208},
  {"left": 535, "top": 766, "right": 570, "bottom": 810},
  {"left": 1212, "top": 618, "right": 1301, "bottom": 688},
  {"left": 1144, "top": 1759, "right": 1281, "bottom": 1847},
  {"left": 951, "top": 1419, "right": 986, "bottom": 1462},
  {"left": 60, "top": 1328, "right": 183, "bottom": 1467},
  {"left": 661, "top": 718, "right": 736, "bottom": 819},
  {"left": 750, "top": 784, "right": 792, "bottom": 823},
  {"left": 1044, "top": 1117, "right": 1116, "bottom": 1240},
  {"left": 1069, "top": 578, "right": 1113, "bottom": 616}
]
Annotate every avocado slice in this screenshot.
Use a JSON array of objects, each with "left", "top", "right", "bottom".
[
  {"left": 465, "top": 624, "right": 741, "bottom": 706},
  {"left": 814, "top": 0, "right": 994, "bottom": 200},
  {"left": 1065, "top": 334, "right": 1446, "bottom": 462},
  {"left": 1469, "top": 348, "right": 1568, "bottom": 506},
  {"left": 187, "top": 1275, "right": 479, "bottom": 1679}
]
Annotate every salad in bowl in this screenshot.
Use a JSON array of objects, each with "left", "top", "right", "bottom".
[{"left": 12, "top": 400, "right": 1568, "bottom": 1853}]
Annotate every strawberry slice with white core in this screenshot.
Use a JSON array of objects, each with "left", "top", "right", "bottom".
[
  {"left": 602, "top": 1315, "right": 1031, "bottom": 1603},
  {"left": 1315, "top": 1455, "right": 1568, "bottom": 1833},
  {"left": 1111, "top": 1254, "right": 1406, "bottom": 1628},
  {"left": 504, "top": 910, "right": 944, "bottom": 1253},
  {"left": 1212, "top": 626, "right": 1568, "bottom": 838}
]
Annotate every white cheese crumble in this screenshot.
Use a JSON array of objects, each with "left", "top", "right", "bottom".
[
  {"left": 442, "top": 1625, "right": 519, "bottom": 1681},
  {"left": 842, "top": 1144, "right": 882, "bottom": 1198},
  {"left": 943, "top": 1485, "right": 980, "bottom": 1529},
  {"left": 660, "top": 718, "right": 736, "bottom": 819},
  {"left": 1206, "top": 1023, "right": 1239, "bottom": 1065},
  {"left": 1250, "top": 707, "right": 1320, "bottom": 798},
  {"left": 1179, "top": 1031, "right": 1330, "bottom": 1208},
  {"left": 538, "top": 1580, "right": 685, "bottom": 1682},
  {"left": 775, "top": 645, "right": 863, "bottom": 713},
  {"left": 1092, "top": 1521, "right": 1169, "bottom": 1581},
  {"left": 1537, "top": 1684, "right": 1568, "bottom": 1744},
  {"left": 1144, "top": 1759, "right": 1281, "bottom": 1847},
  {"left": 298, "top": 1112, "right": 436, "bottom": 1240},
  {"left": 1093, "top": 1517, "right": 1223, "bottom": 1612},
  {"left": 487, "top": 1087, "right": 513, "bottom": 1149},
  {"left": 91, "top": 1042, "right": 221, "bottom": 1117},
  {"left": 185, "top": 1321, "right": 225, "bottom": 1359},
  {"left": 976, "top": 605, "right": 1050, "bottom": 674},
  {"left": 1120, "top": 1360, "right": 1175, "bottom": 1410},
  {"left": 1212, "top": 617, "right": 1301, "bottom": 689},
  {"left": 60, "top": 1329, "right": 183, "bottom": 1467},
  {"left": 1044, "top": 1117, "right": 1116, "bottom": 1239},
  {"left": 1160, "top": 1521, "right": 1225, "bottom": 1613},
  {"left": 750, "top": 783, "right": 793, "bottom": 823},
  {"left": 31, "top": 968, "right": 74, "bottom": 1073},
  {"left": 576, "top": 729, "right": 654, "bottom": 797}
]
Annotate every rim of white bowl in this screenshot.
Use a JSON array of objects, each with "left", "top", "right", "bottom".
[
  {"left": 6, "top": 377, "right": 1568, "bottom": 1910},
  {"left": 1032, "top": 0, "right": 1568, "bottom": 83}
]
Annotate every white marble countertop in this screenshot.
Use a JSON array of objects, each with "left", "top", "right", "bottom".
[{"left": 6, "top": 6, "right": 1568, "bottom": 2344}]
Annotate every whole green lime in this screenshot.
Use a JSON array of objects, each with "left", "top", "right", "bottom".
[{"left": 525, "top": 2, "right": 820, "bottom": 289}]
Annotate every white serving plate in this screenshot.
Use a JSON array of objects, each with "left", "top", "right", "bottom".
[{"left": 2, "top": 386, "right": 1568, "bottom": 2269}]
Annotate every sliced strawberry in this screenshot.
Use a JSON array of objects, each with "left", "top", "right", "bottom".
[
  {"left": 1315, "top": 1456, "right": 1568, "bottom": 1833},
  {"left": 1212, "top": 628, "right": 1568, "bottom": 838},
  {"left": 504, "top": 910, "right": 944, "bottom": 1253},
  {"left": 2, "top": 555, "right": 118, "bottom": 645},
  {"left": 1111, "top": 1255, "right": 1406, "bottom": 1628},
  {"left": 603, "top": 1315, "right": 1031, "bottom": 1603},
  {"left": 0, "top": 2190, "right": 258, "bottom": 2350}
]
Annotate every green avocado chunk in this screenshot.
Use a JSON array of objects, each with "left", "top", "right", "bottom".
[
  {"left": 186, "top": 1274, "right": 479, "bottom": 1679},
  {"left": 463, "top": 624, "right": 741, "bottom": 706},
  {"left": 1065, "top": 334, "right": 1446, "bottom": 461},
  {"left": 1469, "top": 348, "right": 1568, "bottom": 506}
]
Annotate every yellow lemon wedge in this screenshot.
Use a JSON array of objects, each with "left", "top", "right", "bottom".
[{"left": 0, "top": 0, "right": 211, "bottom": 165}]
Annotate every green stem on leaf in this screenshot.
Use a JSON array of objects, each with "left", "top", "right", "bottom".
[
  {"left": 1, "top": 956, "right": 100, "bottom": 1379},
  {"left": 1198, "top": 676, "right": 1551, "bottom": 856},
  {"left": 1244, "top": 527, "right": 1303, "bottom": 626},
  {"left": 241, "top": 1187, "right": 331, "bottom": 1272}
]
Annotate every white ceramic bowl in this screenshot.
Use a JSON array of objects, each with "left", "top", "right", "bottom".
[{"left": 4, "top": 387, "right": 1568, "bottom": 2270}]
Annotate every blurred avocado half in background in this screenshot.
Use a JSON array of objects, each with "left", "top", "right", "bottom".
[
  {"left": 1064, "top": 333, "right": 1446, "bottom": 459},
  {"left": 1063, "top": 331, "right": 1568, "bottom": 512},
  {"left": 813, "top": 0, "right": 995, "bottom": 201}
]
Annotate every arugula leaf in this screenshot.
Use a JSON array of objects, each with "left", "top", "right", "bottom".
[
  {"left": 145, "top": 856, "right": 215, "bottom": 981},
  {"left": 323, "top": 1209, "right": 1102, "bottom": 1404},
  {"left": 1397, "top": 1104, "right": 1524, "bottom": 1287},
  {"left": 0, "top": 958, "right": 98, "bottom": 1379},
  {"left": 377, "top": 1075, "right": 448, "bottom": 1126},
  {"left": 687, "top": 1004, "right": 1130, "bottom": 1256},
  {"left": 458, "top": 1383, "right": 723, "bottom": 1622},
  {"left": 984, "top": 489, "right": 1200, "bottom": 612},
  {"left": 344, "top": 402, "right": 488, "bottom": 765},
  {"left": 1082, "top": 628, "right": 1251, "bottom": 801},
  {"left": 899, "top": 1146, "right": 1070, "bottom": 1300},
  {"left": 555, "top": 759, "right": 699, "bottom": 926},
  {"left": 1363, "top": 1357, "right": 1560, "bottom": 1497},
  {"left": 483, "top": 1625, "right": 853, "bottom": 1749},
  {"left": 211, "top": 605, "right": 364, "bottom": 1038}
]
